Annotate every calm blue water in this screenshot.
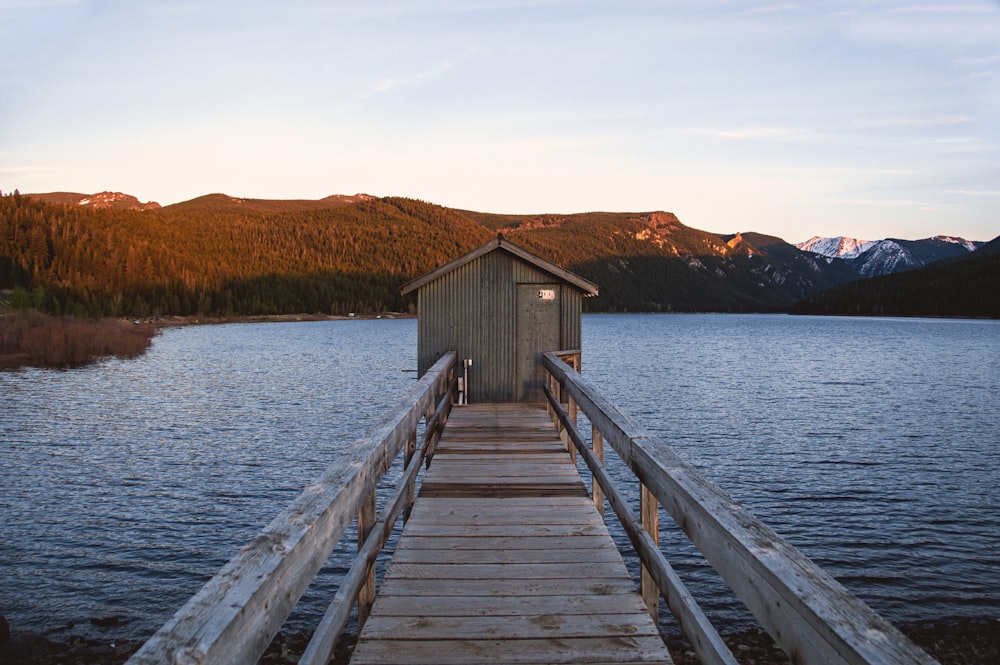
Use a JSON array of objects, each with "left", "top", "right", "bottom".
[
  {"left": 1, "top": 314, "right": 998, "bottom": 645},
  {"left": 580, "top": 314, "right": 1000, "bottom": 627}
]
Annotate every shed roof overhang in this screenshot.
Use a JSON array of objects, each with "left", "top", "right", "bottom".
[{"left": 400, "top": 236, "right": 599, "bottom": 297}]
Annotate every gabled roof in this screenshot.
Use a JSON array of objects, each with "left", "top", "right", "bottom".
[{"left": 400, "top": 235, "right": 599, "bottom": 296}]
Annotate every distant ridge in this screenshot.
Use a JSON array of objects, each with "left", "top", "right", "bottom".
[
  {"left": 798, "top": 234, "right": 984, "bottom": 277},
  {"left": 793, "top": 235, "right": 1000, "bottom": 318},
  {"left": 26, "top": 191, "right": 161, "bottom": 211},
  {"left": 159, "top": 192, "right": 377, "bottom": 213},
  {"left": 2, "top": 190, "right": 991, "bottom": 318}
]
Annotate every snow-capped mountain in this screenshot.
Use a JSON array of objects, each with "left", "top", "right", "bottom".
[
  {"left": 799, "top": 235, "right": 985, "bottom": 277},
  {"left": 934, "top": 235, "right": 981, "bottom": 252},
  {"left": 25, "top": 191, "right": 160, "bottom": 211},
  {"left": 796, "top": 236, "right": 875, "bottom": 259}
]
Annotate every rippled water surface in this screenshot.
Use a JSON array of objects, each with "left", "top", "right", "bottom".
[
  {"left": 581, "top": 314, "right": 1000, "bottom": 626},
  {"left": 2, "top": 314, "right": 998, "bottom": 643}
]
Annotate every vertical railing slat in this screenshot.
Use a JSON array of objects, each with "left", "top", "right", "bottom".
[
  {"left": 356, "top": 490, "right": 377, "bottom": 627},
  {"left": 592, "top": 425, "right": 605, "bottom": 521},
  {"left": 640, "top": 483, "right": 659, "bottom": 621}
]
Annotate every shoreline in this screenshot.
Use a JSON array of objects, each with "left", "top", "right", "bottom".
[
  {"left": 149, "top": 311, "right": 414, "bottom": 327},
  {"left": 0, "top": 311, "right": 414, "bottom": 370},
  {"left": 1, "top": 616, "right": 996, "bottom": 664}
]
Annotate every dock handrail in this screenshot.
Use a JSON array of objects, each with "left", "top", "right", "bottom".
[
  {"left": 542, "top": 351, "right": 939, "bottom": 665},
  {"left": 128, "top": 351, "right": 457, "bottom": 665}
]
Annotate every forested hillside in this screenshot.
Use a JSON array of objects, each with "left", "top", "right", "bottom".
[
  {"left": 468, "top": 211, "right": 858, "bottom": 312},
  {"left": 0, "top": 192, "right": 492, "bottom": 317},
  {"left": 2, "top": 190, "right": 858, "bottom": 318}
]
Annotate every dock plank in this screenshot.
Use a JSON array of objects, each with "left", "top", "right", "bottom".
[{"left": 350, "top": 403, "right": 673, "bottom": 665}]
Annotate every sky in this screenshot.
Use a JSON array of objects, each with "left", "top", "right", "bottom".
[{"left": 1, "top": 1, "right": 998, "bottom": 244}]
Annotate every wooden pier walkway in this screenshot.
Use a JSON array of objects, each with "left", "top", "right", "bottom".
[
  {"left": 129, "top": 351, "right": 939, "bottom": 665},
  {"left": 350, "top": 403, "right": 674, "bottom": 665}
]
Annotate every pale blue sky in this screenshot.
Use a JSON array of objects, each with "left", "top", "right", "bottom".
[{"left": 2, "top": 1, "right": 998, "bottom": 244}]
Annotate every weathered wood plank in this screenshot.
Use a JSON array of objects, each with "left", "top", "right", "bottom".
[
  {"left": 349, "top": 636, "right": 673, "bottom": 665},
  {"left": 395, "top": 535, "right": 615, "bottom": 550},
  {"left": 427, "top": 457, "right": 571, "bottom": 469},
  {"left": 384, "top": 562, "right": 634, "bottom": 580},
  {"left": 417, "top": 484, "right": 588, "bottom": 498},
  {"left": 390, "top": 546, "right": 626, "bottom": 565},
  {"left": 375, "top": 577, "right": 639, "bottom": 598},
  {"left": 360, "top": 613, "right": 662, "bottom": 640},
  {"left": 436, "top": 440, "right": 566, "bottom": 448},
  {"left": 415, "top": 496, "right": 595, "bottom": 508},
  {"left": 411, "top": 496, "right": 598, "bottom": 511},
  {"left": 424, "top": 467, "right": 582, "bottom": 479},
  {"left": 369, "top": 593, "right": 650, "bottom": 616},
  {"left": 406, "top": 505, "right": 607, "bottom": 524},
  {"left": 397, "top": 522, "right": 610, "bottom": 537}
]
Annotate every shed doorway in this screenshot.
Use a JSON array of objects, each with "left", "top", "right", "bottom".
[{"left": 516, "top": 283, "right": 561, "bottom": 402}]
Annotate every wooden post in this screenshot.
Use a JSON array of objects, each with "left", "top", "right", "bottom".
[
  {"left": 403, "top": 430, "right": 417, "bottom": 522},
  {"left": 640, "top": 482, "right": 659, "bottom": 622},
  {"left": 357, "top": 491, "right": 377, "bottom": 627},
  {"left": 567, "top": 393, "right": 578, "bottom": 463},
  {"left": 546, "top": 373, "right": 554, "bottom": 419},
  {"left": 592, "top": 425, "right": 605, "bottom": 521}
]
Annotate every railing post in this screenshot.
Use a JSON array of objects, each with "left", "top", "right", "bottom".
[
  {"left": 357, "top": 491, "right": 377, "bottom": 628},
  {"left": 592, "top": 425, "right": 605, "bottom": 521},
  {"left": 640, "top": 482, "right": 659, "bottom": 622},
  {"left": 403, "top": 429, "right": 417, "bottom": 522},
  {"left": 566, "top": 392, "right": 578, "bottom": 463}
]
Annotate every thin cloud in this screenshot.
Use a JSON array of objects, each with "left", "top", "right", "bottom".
[
  {"left": 686, "top": 126, "right": 826, "bottom": 142},
  {"left": 922, "top": 137, "right": 996, "bottom": 153},
  {"left": 947, "top": 189, "right": 1000, "bottom": 196},
  {"left": 846, "top": 3, "right": 1000, "bottom": 47},
  {"left": 357, "top": 61, "right": 453, "bottom": 99},
  {"left": 955, "top": 53, "right": 1000, "bottom": 67},
  {"left": 0, "top": 0, "right": 79, "bottom": 7},
  {"left": 851, "top": 115, "right": 971, "bottom": 129},
  {"left": 830, "top": 197, "right": 928, "bottom": 208}
]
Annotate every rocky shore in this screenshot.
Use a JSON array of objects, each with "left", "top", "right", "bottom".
[
  {"left": 663, "top": 618, "right": 1000, "bottom": 665},
  {"left": 1, "top": 616, "right": 996, "bottom": 664}
]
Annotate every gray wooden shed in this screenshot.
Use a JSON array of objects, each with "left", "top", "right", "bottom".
[{"left": 400, "top": 236, "right": 599, "bottom": 403}]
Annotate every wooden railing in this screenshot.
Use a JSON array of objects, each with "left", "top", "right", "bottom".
[
  {"left": 128, "top": 352, "right": 457, "bottom": 665},
  {"left": 542, "top": 351, "right": 940, "bottom": 665}
]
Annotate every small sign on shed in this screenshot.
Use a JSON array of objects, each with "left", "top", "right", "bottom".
[{"left": 401, "top": 236, "right": 599, "bottom": 403}]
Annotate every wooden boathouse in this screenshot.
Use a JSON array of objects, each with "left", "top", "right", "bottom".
[
  {"left": 400, "top": 235, "right": 598, "bottom": 403},
  {"left": 128, "top": 240, "right": 939, "bottom": 665}
]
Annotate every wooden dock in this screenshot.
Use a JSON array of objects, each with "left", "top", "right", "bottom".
[{"left": 350, "top": 403, "right": 674, "bottom": 665}]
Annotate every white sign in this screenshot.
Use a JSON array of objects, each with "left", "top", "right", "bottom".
[{"left": 537, "top": 289, "right": 556, "bottom": 300}]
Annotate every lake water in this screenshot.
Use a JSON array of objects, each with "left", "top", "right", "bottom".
[{"left": 2, "top": 314, "right": 998, "bottom": 646}]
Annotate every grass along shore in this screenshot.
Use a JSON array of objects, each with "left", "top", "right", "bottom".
[
  {"left": 0, "top": 310, "right": 159, "bottom": 370},
  {"left": 0, "top": 310, "right": 412, "bottom": 370}
]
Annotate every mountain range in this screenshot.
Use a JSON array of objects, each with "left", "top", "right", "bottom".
[
  {"left": 793, "top": 236, "right": 1000, "bottom": 318},
  {"left": 2, "top": 190, "right": 994, "bottom": 318},
  {"left": 797, "top": 235, "right": 984, "bottom": 277}
]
